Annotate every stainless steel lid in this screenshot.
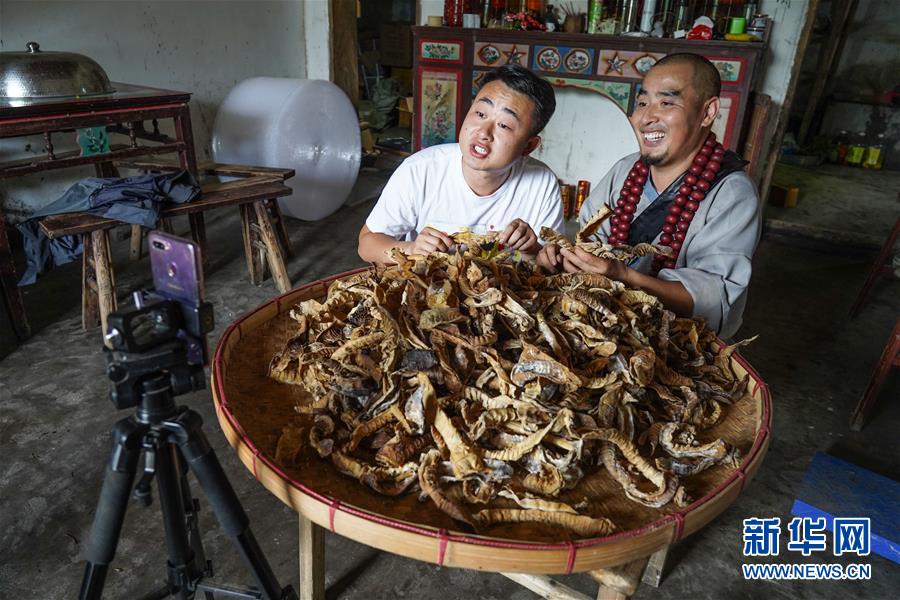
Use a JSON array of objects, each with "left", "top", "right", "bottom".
[{"left": 0, "top": 41, "right": 115, "bottom": 100}]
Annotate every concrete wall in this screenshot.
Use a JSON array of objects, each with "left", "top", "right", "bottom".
[
  {"left": 1, "top": 0, "right": 307, "bottom": 220},
  {"left": 832, "top": 0, "right": 899, "bottom": 99}
]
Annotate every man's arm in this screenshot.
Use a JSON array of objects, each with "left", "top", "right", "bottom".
[
  {"left": 559, "top": 247, "right": 694, "bottom": 317},
  {"left": 358, "top": 225, "right": 409, "bottom": 264},
  {"left": 358, "top": 224, "right": 454, "bottom": 265}
]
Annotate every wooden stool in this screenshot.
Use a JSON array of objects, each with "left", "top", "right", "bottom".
[
  {"left": 850, "top": 318, "right": 900, "bottom": 431},
  {"left": 40, "top": 175, "right": 294, "bottom": 337},
  {"left": 120, "top": 160, "right": 295, "bottom": 262},
  {"left": 297, "top": 515, "right": 670, "bottom": 600},
  {"left": 849, "top": 213, "right": 900, "bottom": 318}
]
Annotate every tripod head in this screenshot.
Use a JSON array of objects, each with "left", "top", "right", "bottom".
[{"left": 104, "top": 290, "right": 214, "bottom": 410}]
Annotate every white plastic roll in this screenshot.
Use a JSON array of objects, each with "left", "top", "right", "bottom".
[{"left": 211, "top": 78, "right": 360, "bottom": 221}]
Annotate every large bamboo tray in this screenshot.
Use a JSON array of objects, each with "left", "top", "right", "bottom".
[{"left": 211, "top": 269, "right": 772, "bottom": 574}]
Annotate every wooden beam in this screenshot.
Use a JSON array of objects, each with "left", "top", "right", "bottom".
[
  {"left": 331, "top": 0, "right": 360, "bottom": 107},
  {"left": 588, "top": 556, "right": 649, "bottom": 597},
  {"left": 797, "top": 0, "right": 857, "bottom": 144},
  {"left": 758, "top": 0, "right": 821, "bottom": 204},
  {"left": 741, "top": 93, "right": 772, "bottom": 181},
  {"left": 640, "top": 545, "right": 671, "bottom": 588}
]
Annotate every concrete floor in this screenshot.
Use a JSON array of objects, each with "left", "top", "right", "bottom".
[
  {"left": 1, "top": 182, "right": 899, "bottom": 599},
  {"left": 768, "top": 162, "right": 900, "bottom": 249}
]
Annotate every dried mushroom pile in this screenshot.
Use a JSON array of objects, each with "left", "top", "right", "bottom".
[{"left": 268, "top": 225, "right": 750, "bottom": 539}]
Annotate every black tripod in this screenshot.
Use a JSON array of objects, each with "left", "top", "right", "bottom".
[
  {"left": 79, "top": 296, "right": 296, "bottom": 599},
  {"left": 80, "top": 374, "right": 296, "bottom": 600}
]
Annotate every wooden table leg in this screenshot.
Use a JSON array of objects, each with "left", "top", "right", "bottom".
[
  {"left": 850, "top": 318, "right": 900, "bottom": 431},
  {"left": 589, "top": 556, "right": 650, "bottom": 600},
  {"left": 129, "top": 224, "right": 144, "bottom": 261},
  {"left": 253, "top": 200, "right": 291, "bottom": 293},
  {"left": 849, "top": 215, "right": 900, "bottom": 318},
  {"left": 92, "top": 230, "right": 117, "bottom": 341},
  {"left": 81, "top": 233, "right": 100, "bottom": 330},
  {"left": 266, "top": 198, "right": 293, "bottom": 258},
  {"left": 298, "top": 515, "right": 325, "bottom": 600},
  {"left": 641, "top": 544, "right": 671, "bottom": 588},
  {"left": 596, "top": 587, "right": 628, "bottom": 600},
  {"left": 240, "top": 204, "right": 264, "bottom": 285},
  {"left": 500, "top": 573, "right": 590, "bottom": 600}
]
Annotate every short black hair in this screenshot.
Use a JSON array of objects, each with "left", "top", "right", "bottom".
[
  {"left": 651, "top": 53, "right": 721, "bottom": 102},
  {"left": 478, "top": 64, "right": 556, "bottom": 136}
]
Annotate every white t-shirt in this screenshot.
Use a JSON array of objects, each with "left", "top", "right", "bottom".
[{"left": 366, "top": 143, "right": 564, "bottom": 241}]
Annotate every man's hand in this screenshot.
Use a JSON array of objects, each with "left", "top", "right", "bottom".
[
  {"left": 536, "top": 243, "right": 563, "bottom": 273},
  {"left": 560, "top": 247, "right": 628, "bottom": 282},
  {"left": 407, "top": 226, "right": 454, "bottom": 255},
  {"left": 499, "top": 219, "right": 539, "bottom": 253}
]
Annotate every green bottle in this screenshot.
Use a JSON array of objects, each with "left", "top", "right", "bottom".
[
  {"left": 846, "top": 132, "right": 866, "bottom": 167},
  {"left": 863, "top": 134, "right": 885, "bottom": 170},
  {"left": 587, "top": 0, "right": 604, "bottom": 33}
]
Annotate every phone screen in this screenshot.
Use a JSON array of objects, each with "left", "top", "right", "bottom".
[{"left": 148, "top": 232, "right": 204, "bottom": 306}]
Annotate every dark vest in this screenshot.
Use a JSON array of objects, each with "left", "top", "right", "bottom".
[{"left": 627, "top": 151, "right": 748, "bottom": 246}]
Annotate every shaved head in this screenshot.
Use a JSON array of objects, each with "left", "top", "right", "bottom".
[{"left": 651, "top": 53, "right": 721, "bottom": 102}]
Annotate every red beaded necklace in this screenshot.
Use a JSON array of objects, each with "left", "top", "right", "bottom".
[{"left": 608, "top": 132, "right": 724, "bottom": 272}]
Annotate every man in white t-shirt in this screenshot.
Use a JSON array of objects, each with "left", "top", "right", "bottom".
[{"left": 358, "top": 64, "right": 564, "bottom": 264}]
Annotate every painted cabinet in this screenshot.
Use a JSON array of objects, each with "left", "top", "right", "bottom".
[{"left": 412, "top": 27, "right": 766, "bottom": 153}]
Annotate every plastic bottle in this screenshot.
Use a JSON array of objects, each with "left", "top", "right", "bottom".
[
  {"left": 587, "top": 0, "right": 604, "bottom": 33},
  {"left": 673, "top": 0, "right": 691, "bottom": 35},
  {"left": 744, "top": 1, "right": 758, "bottom": 21},
  {"left": 444, "top": 0, "right": 464, "bottom": 26},
  {"left": 835, "top": 130, "right": 849, "bottom": 164},
  {"left": 846, "top": 132, "right": 866, "bottom": 167},
  {"left": 863, "top": 134, "right": 885, "bottom": 170}
]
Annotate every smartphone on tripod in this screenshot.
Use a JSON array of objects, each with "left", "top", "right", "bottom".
[{"left": 148, "top": 231, "right": 205, "bottom": 306}]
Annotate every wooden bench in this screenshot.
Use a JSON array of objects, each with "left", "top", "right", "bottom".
[{"left": 40, "top": 163, "right": 296, "bottom": 337}]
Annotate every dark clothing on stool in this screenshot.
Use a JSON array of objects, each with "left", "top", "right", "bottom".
[{"left": 17, "top": 170, "right": 199, "bottom": 285}]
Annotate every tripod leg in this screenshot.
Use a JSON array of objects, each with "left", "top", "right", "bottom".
[
  {"left": 80, "top": 418, "right": 145, "bottom": 600},
  {"left": 155, "top": 440, "right": 206, "bottom": 599},
  {"left": 175, "top": 451, "right": 213, "bottom": 581},
  {"left": 167, "top": 409, "right": 293, "bottom": 600}
]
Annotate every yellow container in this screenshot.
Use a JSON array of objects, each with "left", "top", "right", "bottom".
[
  {"left": 769, "top": 184, "right": 800, "bottom": 208},
  {"left": 398, "top": 96, "right": 414, "bottom": 129}
]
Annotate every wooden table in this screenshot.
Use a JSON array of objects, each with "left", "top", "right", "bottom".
[
  {"left": 0, "top": 83, "right": 198, "bottom": 341},
  {"left": 210, "top": 271, "right": 773, "bottom": 600}
]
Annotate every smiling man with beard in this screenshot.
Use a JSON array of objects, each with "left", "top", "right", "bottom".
[
  {"left": 358, "top": 64, "right": 564, "bottom": 264},
  {"left": 538, "top": 53, "right": 761, "bottom": 339}
]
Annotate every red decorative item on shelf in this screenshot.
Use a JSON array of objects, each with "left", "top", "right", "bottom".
[
  {"left": 607, "top": 132, "right": 724, "bottom": 274},
  {"left": 444, "top": 0, "right": 464, "bottom": 26},
  {"left": 502, "top": 10, "right": 547, "bottom": 30},
  {"left": 687, "top": 16, "right": 715, "bottom": 40}
]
